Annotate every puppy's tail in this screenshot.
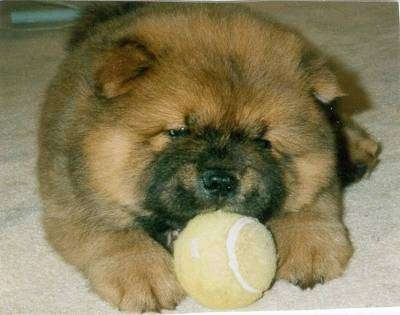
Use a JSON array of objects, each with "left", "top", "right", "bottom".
[{"left": 68, "top": 1, "right": 144, "bottom": 50}]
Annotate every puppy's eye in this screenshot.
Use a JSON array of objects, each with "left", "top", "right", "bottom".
[
  {"left": 167, "top": 127, "right": 190, "bottom": 138},
  {"left": 254, "top": 138, "right": 272, "bottom": 149}
]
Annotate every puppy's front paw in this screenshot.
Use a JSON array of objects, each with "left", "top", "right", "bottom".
[
  {"left": 86, "top": 247, "right": 185, "bottom": 312},
  {"left": 272, "top": 220, "right": 353, "bottom": 289}
]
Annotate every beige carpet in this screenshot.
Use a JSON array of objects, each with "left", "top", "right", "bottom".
[{"left": 0, "top": 2, "right": 399, "bottom": 313}]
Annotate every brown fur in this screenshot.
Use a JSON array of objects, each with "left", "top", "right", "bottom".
[{"left": 38, "top": 3, "right": 379, "bottom": 312}]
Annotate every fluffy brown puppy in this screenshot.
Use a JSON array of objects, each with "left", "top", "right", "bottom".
[{"left": 38, "top": 3, "right": 379, "bottom": 312}]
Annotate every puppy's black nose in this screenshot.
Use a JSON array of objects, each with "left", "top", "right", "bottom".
[{"left": 201, "top": 169, "right": 237, "bottom": 198}]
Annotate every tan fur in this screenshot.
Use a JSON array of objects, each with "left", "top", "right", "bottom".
[
  {"left": 268, "top": 206, "right": 353, "bottom": 288},
  {"left": 85, "top": 229, "right": 185, "bottom": 312},
  {"left": 283, "top": 152, "right": 336, "bottom": 213},
  {"left": 38, "top": 3, "right": 379, "bottom": 312},
  {"left": 343, "top": 120, "right": 380, "bottom": 173},
  {"left": 238, "top": 168, "right": 262, "bottom": 201},
  {"left": 83, "top": 127, "right": 136, "bottom": 207},
  {"left": 179, "top": 164, "right": 198, "bottom": 189}
]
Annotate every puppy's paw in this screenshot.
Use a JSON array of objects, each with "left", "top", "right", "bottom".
[
  {"left": 344, "top": 124, "right": 380, "bottom": 180},
  {"left": 273, "top": 221, "right": 353, "bottom": 289},
  {"left": 86, "top": 247, "right": 185, "bottom": 312}
]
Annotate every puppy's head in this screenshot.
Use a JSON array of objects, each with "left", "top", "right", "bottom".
[{"left": 79, "top": 5, "right": 343, "bottom": 242}]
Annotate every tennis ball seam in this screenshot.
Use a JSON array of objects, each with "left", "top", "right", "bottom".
[{"left": 226, "top": 217, "right": 260, "bottom": 294}]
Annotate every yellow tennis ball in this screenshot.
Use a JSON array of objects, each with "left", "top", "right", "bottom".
[{"left": 173, "top": 210, "right": 276, "bottom": 310}]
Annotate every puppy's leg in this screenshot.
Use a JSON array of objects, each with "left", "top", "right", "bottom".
[
  {"left": 341, "top": 118, "right": 380, "bottom": 179},
  {"left": 336, "top": 116, "right": 380, "bottom": 186},
  {"left": 267, "top": 190, "right": 353, "bottom": 289},
  {"left": 44, "top": 218, "right": 185, "bottom": 312}
]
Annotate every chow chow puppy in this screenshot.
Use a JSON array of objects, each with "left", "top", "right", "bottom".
[{"left": 38, "top": 2, "right": 379, "bottom": 312}]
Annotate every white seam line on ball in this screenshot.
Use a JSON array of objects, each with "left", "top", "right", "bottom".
[
  {"left": 190, "top": 237, "right": 200, "bottom": 259},
  {"left": 226, "top": 217, "right": 260, "bottom": 293}
]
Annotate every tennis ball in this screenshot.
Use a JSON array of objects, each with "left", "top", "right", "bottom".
[{"left": 173, "top": 210, "right": 276, "bottom": 310}]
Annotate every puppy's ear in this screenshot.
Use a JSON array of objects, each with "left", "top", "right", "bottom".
[
  {"left": 90, "top": 39, "right": 156, "bottom": 98},
  {"left": 300, "top": 50, "right": 345, "bottom": 104}
]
